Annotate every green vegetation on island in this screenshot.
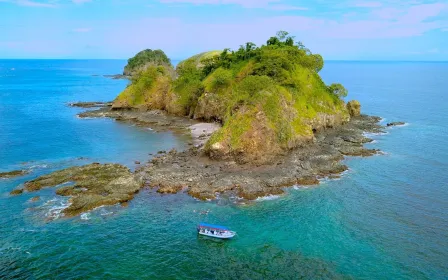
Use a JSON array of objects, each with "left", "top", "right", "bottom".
[
  {"left": 123, "top": 49, "right": 172, "bottom": 76},
  {"left": 113, "top": 31, "right": 355, "bottom": 164}
]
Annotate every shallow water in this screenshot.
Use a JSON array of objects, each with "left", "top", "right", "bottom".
[{"left": 1, "top": 60, "right": 447, "bottom": 279}]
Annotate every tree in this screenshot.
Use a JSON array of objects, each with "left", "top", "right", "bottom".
[
  {"left": 267, "top": 36, "right": 280, "bottom": 46},
  {"left": 285, "top": 37, "right": 294, "bottom": 46},
  {"left": 276, "top": 31, "right": 289, "bottom": 41},
  {"left": 296, "top": 41, "right": 305, "bottom": 49},
  {"left": 328, "top": 83, "right": 348, "bottom": 98},
  {"left": 245, "top": 42, "right": 256, "bottom": 52},
  {"left": 312, "top": 54, "right": 324, "bottom": 72}
]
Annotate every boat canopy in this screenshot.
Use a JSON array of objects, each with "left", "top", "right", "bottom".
[{"left": 198, "top": 223, "right": 229, "bottom": 231}]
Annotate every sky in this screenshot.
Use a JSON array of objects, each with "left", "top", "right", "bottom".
[{"left": 0, "top": 0, "right": 447, "bottom": 60}]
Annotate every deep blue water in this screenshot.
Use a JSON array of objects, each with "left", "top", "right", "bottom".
[{"left": 1, "top": 60, "right": 447, "bottom": 279}]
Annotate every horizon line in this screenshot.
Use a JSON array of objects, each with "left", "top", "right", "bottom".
[{"left": 1, "top": 58, "right": 448, "bottom": 63}]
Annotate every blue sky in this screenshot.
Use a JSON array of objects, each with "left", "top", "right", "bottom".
[{"left": 0, "top": 0, "right": 447, "bottom": 60}]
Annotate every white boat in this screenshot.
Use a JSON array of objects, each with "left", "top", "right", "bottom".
[{"left": 197, "top": 223, "right": 236, "bottom": 239}]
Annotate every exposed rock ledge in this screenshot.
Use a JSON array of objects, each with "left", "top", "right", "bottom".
[
  {"left": 12, "top": 113, "right": 385, "bottom": 217},
  {"left": 16, "top": 163, "right": 141, "bottom": 217},
  {"left": 138, "top": 115, "right": 384, "bottom": 200},
  {"left": 1, "top": 170, "right": 29, "bottom": 179},
  {"left": 77, "top": 106, "right": 221, "bottom": 146}
]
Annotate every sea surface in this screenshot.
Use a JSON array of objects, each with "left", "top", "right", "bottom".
[{"left": 0, "top": 60, "right": 447, "bottom": 279}]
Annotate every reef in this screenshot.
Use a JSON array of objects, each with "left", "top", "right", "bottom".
[
  {"left": 21, "top": 163, "right": 141, "bottom": 217},
  {"left": 0, "top": 170, "right": 29, "bottom": 179}
]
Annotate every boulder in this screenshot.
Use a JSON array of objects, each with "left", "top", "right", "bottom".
[{"left": 10, "top": 189, "right": 24, "bottom": 195}]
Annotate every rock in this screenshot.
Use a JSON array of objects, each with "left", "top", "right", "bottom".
[
  {"left": 30, "top": 196, "right": 40, "bottom": 202},
  {"left": 157, "top": 184, "right": 183, "bottom": 194},
  {"left": 208, "top": 142, "right": 228, "bottom": 158},
  {"left": 103, "top": 74, "right": 128, "bottom": 80},
  {"left": 347, "top": 100, "right": 361, "bottom": 117},
  {"left": 387, "top": 122, "right": 405, "bottom": 127},
  {"left": 0, "top": 170, "right": 29, "bottom": 179},
  {"left": 22, "top": 163, "right": 142, "bottom": 217},
  {"left": 121, "top": 202, "right": 129, "bottom": 207},
  {"left": 69, "top": 102, "right": 111, "bottom": 108},
  {"left": 135, "top": 161, "right": 141, "bottom": 164},
  {"left": 137, "top": 114, "right": 384, "bottom": 203},
  {"left": 296, "top": 176, "right": 319, "bottom": 185},
  {"left": 10, "top": 189, "right": 24, "bottom": 195}
]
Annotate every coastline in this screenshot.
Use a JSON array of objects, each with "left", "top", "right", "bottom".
[{"left": 9, "top": 103, "right": 387, "bottom": 217}]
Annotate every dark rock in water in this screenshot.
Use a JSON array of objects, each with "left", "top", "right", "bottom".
[
  {"left": 10, "top": 188, "right": 24, "bottom": 195},
  {"left": 22, "top": 163, "right": 142, "bottom": 217},
  {"left": 135, "top": 161, "right": 141, "bottom": 164},
  {"left": 157, "top": 184, "right": 184, "bottom": 194},
  {"left": 387, "top": 122, "right": 405, "bottom": 127},
  {"left": 296, "top": 176, "right": 319, "bottom": 186},
  {"left": 103, "top": 74, "right": 129, "bottom": 80},
  {"left": 0, "top": 170, "right": 29, "bottom": 179},
  {"left": 69, "top": 102, "right": 112, "bottom": 108}
]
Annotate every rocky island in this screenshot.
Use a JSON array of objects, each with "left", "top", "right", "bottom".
[{"left": 13, "top": 32, "right": 394, "bottom": 216}]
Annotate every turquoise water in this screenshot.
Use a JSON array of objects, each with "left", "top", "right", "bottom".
[{"left": 1, "top": 60, "right": 447, "bottom": 279}]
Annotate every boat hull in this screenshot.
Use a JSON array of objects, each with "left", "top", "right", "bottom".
[{"left": 198, "top": 231, "right": 236, "bottom": 239}]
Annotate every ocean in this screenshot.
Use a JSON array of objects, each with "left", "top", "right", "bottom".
[{"left": 0, "top": 60, "right": 447, "bottom": 279}]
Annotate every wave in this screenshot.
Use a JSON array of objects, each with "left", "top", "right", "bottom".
[
  {"left": 256, "top": 194, "right": 281, "bottom": 201},
  {"left": 363, "top": 131, "right": 389, "bottom": 138},
  {"left": 39, "top": 197, "right": 71, "bottom": 220},
  {"left": 80, "top": 213, "right": 91, "bottom": 220}
]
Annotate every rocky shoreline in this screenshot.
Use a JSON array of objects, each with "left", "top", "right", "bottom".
[
  {"left": 11, "top": 104, "right": 389, "bottom": 217},
  {"left": 137, "top": 114, "right": 384, "bottom": 200},
  {"left": 74, "top": 102, "right": 221, "bottom": 146}
]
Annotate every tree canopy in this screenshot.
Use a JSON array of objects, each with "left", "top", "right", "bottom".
[{"left": 124, "top": 49, "right": 171, "bottom": 75}]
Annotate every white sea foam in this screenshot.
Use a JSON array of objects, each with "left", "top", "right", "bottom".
[
  {"left": 256, "top": 194, "right": 281, "bottom": 201},
  {"left": 45, "top": 201, "right": 71, "bottom": 220},
  {"left": 80, "top": 213, "right": 91, "bottom": 220},
  {"left": 100, "top": 211, "right": 114, "bottom": 216},
  {"left": 41, "top": 197, "right": 71, "bottom": 220},
  {"left": 363, "top": 131, "right": 389, "bottom": 138},
  {"left": 293, "top": 185, "right": 311, "bottom": 190},
  {"left": 29, "top": 164, "right": 48, "bottom": 169}
]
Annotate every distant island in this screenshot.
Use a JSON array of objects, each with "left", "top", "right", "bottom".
[{"left": 10, "top": 32, "right": 394, "bottom": 217}]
